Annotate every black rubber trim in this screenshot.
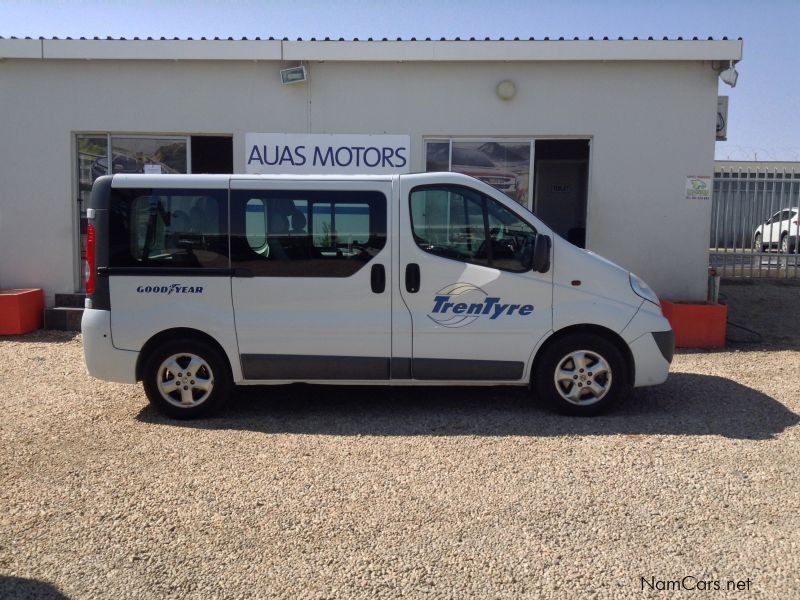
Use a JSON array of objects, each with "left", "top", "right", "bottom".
[
  {"left": 390, "top": 357, "right": 412, "bottom": 379},
  {"left": 87, "top": 177, "right": 113, "bottom": 311},
  {"left": 241, "top": 354, "right": 390, "bottom": 380},
  {"left": 99, "top": 267, "right": 234, "bottom": 277},
  {"left": 412, "top": 358, "right": 524, "bottom": 380},
  {"left": 652, "top": 329, "right": 675, "bottom": 364}
]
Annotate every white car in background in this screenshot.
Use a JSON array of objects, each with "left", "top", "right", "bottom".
[{"left": 753, "top": 207, "right": 799, "bottom": 254}]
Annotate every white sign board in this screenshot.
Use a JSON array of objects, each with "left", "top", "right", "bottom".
[
  {"left": 685, "top": 175, "right": 712, "bottom": 200},
  {"left": 245, "top": 133, "right": 411, "bottom": 174},
  {"left": 716, "top": 96, "right": 728, "bottom": 141},
  {"left": 143, "top": 164, "right": 162, "bottom": 174}
]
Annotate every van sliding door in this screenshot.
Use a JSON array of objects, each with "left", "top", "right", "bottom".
[{"left": 229, "top": 179, "right": 392, "bottom": 381}]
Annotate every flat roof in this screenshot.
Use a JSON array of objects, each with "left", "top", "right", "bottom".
[{"left": 0, "top": 37, "right": 743, "bottom": 62}]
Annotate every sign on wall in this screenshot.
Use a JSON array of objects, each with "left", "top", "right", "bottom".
[
  {"left": 685, "top": 175, "right": 712, "bottom": 200},
  {"left": 245, "top": 133, "right": 411, "bottom": 174}
]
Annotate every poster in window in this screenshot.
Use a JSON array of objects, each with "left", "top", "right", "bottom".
[{"left": 425, "top": 141, "right": 531, "bottom": 207}]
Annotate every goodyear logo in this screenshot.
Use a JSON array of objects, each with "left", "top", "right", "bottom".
[
  {"left": 136, "top": 284, "right": 204, "bottom": 295},
  {"left": 428, "top": 282, "right": 534, "bottom": 328}
]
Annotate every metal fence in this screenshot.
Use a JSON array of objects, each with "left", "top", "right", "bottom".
[{"left": 710, "top": 167, "right": 800, "bottom": 278}]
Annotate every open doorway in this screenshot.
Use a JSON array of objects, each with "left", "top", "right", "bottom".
[
  {"left": 191, "top": 136, "right": 233, "bottom": 174},
  {"left": 533, "top": 140, "right": 590, "bottom": 248}
]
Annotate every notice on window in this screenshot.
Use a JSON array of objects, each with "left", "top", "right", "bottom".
[
  {"left": 143, "top": 164, "right": 162, "bottom": 174},
  {"left": 685, "top": 176, "right": 711, "bottom": 200}
]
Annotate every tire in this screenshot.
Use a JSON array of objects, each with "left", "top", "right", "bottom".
[
  {"left": 534, "top": 332, "right": 630, "bottom": 416},
  {"left": 753, "top": 233, "right": 763, "bottom": 252},
  {"left": 142, "top": 338, "right": 231, "bottom": 419},
  {"left": 780, "top": 234, "right": 789, "bottom": 255}
]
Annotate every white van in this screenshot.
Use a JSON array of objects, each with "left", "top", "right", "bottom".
[{"left": 82, "top": 172, "right": 673, "bottom": 418}]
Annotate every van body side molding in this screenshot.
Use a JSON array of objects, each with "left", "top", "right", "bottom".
[
  {"left": 412, "top": 358, "right": 524, "bottom": 381},
  {"left": 240, "top": 354, "right": 523, "bottom": 381},
  {"left": 241, "top": 354, "right": 391, "bottom": 380}
]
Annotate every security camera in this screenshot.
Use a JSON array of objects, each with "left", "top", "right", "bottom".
[{"left": 719, "top": 65, "right": 738, "bottom": 88}]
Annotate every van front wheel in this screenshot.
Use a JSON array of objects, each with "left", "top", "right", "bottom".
[
  {"left": 142, "top": 339, "right": 231, "bottom": 419},
  {"left": 534, "top": 333, "right": 630, "bottom": 416}
]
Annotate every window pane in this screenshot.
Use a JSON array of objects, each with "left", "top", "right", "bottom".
[
  {"left": 109, "top": 188, "right": 228, "bottom": 268},
  {"left": 411, "top": 185, "right": 537, "bottom": 272},
  {"left": 77, "top": 135, "right": 109, "bottom": 195},
  {"left": 246, "top": 199, "right": 267, "bottom": 251},
  {"left": 410, "top": 186, "right": 488, "bottom": 266},
  {"left": 109, "top": 137, "right": 187, "bottom": 174},
  {"left": 425, "top": 141, "right": 450, "bottom": 172},
  {"left": 450, "top": 141, "right": 531, "bottom": 207},
  {"left": 486, "top": 198, "right": 537, "bottom": 272},
  {"left": 231, "top": 190, "right": 386, "bottom": 277}
]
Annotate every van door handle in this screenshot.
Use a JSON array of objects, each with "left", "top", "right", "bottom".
[
  {"left": 371, "top": 264, "right": 386, "bottom": 293},
  {"left": 405, "top": 263, "right": 420, "bottom": 293}
]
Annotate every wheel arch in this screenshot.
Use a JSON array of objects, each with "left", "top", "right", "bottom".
[
  {"left": 531, "top": 324, "right": 635, "bottom": 385},
  {"left": 135, "top": 327, "right": 233, "bottom": 382}
]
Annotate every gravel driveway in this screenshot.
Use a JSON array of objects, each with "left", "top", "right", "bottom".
[{"left": 2, "top": 281, "right": 799, "bottom": 598}]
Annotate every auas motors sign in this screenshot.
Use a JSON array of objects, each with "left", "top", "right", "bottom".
[
  {"left": 428, "top": 283, "right": 534, "bottom": 328},
  {"left": 245, "top": 133, "right": 410, "bottom": 175}
]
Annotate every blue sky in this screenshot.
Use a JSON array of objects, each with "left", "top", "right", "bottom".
[{"left": 2, "top": 0, "right": 798, "bottom": 161}]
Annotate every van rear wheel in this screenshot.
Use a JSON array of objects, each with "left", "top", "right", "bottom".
[
  {"left": 142, "top": 338, "right": 231, "bottom": 419},
  {"left": 534, "top": 333, "right": 630, "bottom": 416}
]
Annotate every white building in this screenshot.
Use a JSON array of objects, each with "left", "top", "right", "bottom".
[{"left": 0, "top": 36, "right": 742, "bottom": 316}]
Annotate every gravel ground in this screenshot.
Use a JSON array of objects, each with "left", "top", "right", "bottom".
[{"left": 1, "top": 281, "right": 799, "bottom": 599}]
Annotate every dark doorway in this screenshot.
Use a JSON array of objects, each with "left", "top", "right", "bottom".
[
  {"left": 191, "top": 136, "right": 233, "bottom": 174},
  {"left": 533, "top": 140, "right": 590, "bottom": 248}
]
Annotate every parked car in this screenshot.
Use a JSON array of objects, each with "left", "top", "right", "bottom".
[{"left": 753, "top": 207, "right": 799, "bottom": 253}]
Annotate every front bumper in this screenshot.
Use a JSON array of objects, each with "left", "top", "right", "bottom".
[
  {"left": 628, "top": 331, "right": 672, "bottom": 387},
  {"left": 622, "top": 303, "right": 673, "bottom": 387},
  {"left": 652, "top": 329, "right": 675, "bottom": 363},
  {"left": 81, "top": 308, "right": 138, "bottom": 384}
]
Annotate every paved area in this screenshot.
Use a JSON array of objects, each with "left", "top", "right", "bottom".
[{"left": 1, "top": 281, "right": 799, "bottom": 598}]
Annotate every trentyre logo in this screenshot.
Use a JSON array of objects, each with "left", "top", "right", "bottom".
[{"left": 428, "top": 282, "right": 534, "bottom": 328}]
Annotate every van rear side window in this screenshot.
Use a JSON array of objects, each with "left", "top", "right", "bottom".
[
  {"left": 109, "top": 188, "right": 229, "bottom": 269},
  {"left": 230, "top": 189, "right": 386, "bottom": 277}
]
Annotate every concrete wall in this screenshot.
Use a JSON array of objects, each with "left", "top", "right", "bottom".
[{"left": 0, "top": 58, "right": 719, "bottom": 303}]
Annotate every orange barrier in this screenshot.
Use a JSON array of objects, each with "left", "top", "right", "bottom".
[
  {"left": 0, "top": 288, "right": 44, "bottom": 335},
  {"left": 661, "top": 300, "right": 727, "bottom": 349}
]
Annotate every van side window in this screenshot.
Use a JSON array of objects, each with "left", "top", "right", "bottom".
[
  {"left": 230, "top": 190, "right": 386, "bottom": 277},
  {"left": 109, "top": 188, "right": 228, "bottom": 269},
  {"left": 410, "top": 185, "right": 537, "bottom": 273}
]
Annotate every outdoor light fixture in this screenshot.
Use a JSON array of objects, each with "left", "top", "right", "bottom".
[
  {"left": 496, "top": 79, "right": 516, "bottom": 100},
  {"left": 719, "top": 61, "right": 738, "bottom": 88},
  {"left": 280, "top": 65, "right": 307, "bottom": 85}
]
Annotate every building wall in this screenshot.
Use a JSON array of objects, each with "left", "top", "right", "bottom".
[{"left": 0, "top": 58, "right": 718, "bottom": 303}]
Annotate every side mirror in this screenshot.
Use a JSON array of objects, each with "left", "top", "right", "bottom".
[{"left": 530, "top": 233, "right": 551, "bottom": 273}]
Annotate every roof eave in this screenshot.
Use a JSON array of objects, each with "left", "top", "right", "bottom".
[{"left": 0, "top": 38, "right": 743, "bottom": 62}]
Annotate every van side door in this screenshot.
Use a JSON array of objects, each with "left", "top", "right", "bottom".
[
  {"left": 397, "top": 175, "right": 553, "bottom": 382},
  {"left": 229, "top": 178, "right": 392, "bottom": 381}
]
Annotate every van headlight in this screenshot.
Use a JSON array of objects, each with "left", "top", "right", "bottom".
[{"left": 629, "top": 273, "right": 660, "bottom": 306}]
